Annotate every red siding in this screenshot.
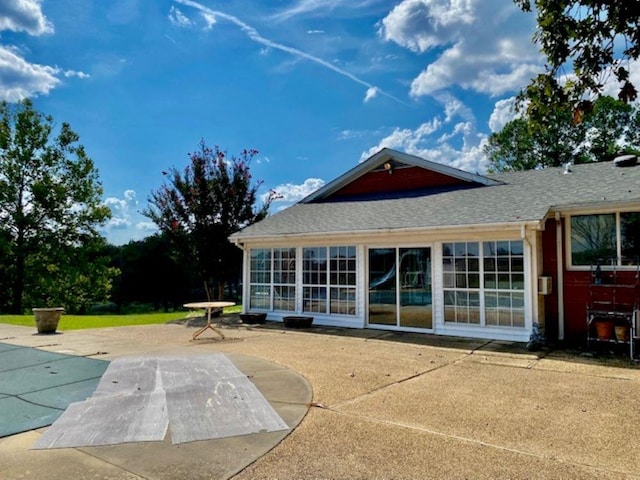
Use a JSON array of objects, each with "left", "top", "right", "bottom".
[
  {"left": 330, "top": 166, "right": 469, "bottom": 198},
  {"left": 542, "top": 217, "right": 639, "bottom": 344},
  {"left": 541, "top": 218, "right": 559, "bottom": 341}
]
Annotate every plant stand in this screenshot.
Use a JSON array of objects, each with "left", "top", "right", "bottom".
[{"left": 33, "top": 308, "right": 65, "bottom": 334}]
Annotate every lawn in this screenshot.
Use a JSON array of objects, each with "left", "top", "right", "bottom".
[{"left": 0, "top": 305, "right": 242, "bottom": 331}]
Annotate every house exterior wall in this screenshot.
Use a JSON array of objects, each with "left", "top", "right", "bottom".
[
  {"left": 541, "top": 218, "right": 560, "bottom": 341},
  {"left": 238, "top": 224, "right": 541, "bottom": 343},
  {"left": 541, "top": 214, "right": 640, "bottom": 345},
  {"left": 329, "top": 166, "right": 470, "bottom": 199}
]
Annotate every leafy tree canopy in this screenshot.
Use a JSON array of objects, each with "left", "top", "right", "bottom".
[
  {"left": 0, "top": 99, "right": 113, "bottom": 313},
  {"left": 484, "top": 95, "right": 640, "bottom": 172},
  {"left": 516, "top": 1, "right": 640, "bottom": 125},
  {"left": 144, "top": 141, "right": 277, "bottom": 299}
]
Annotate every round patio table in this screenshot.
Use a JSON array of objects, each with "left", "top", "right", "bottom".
[{"left": 183, "top": 301, "right": 235, "bottom": 340}]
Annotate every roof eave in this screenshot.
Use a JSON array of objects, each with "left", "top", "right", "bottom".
[
  {"left": 228, "top": 219, "right": 543, "bottom": 244},
  {"left": 301, "top": 148, "right": 501, "bottom": 203}
]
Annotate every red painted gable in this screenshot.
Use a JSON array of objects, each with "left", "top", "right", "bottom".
[{"left": 328, "top": 165, "right": 471, "bottom": 199}]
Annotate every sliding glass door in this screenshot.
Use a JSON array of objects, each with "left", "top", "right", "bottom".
[{"left": 368, "top": 247, "right": 432, "bottom": 329}]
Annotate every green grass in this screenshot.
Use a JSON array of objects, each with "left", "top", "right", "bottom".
[{"left": 0, "top": 305, "right": 242, "bottom": 331}]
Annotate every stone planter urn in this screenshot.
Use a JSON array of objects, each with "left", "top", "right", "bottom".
[{"left": 33, "top": 307, "right": 64, "bottom": 334}]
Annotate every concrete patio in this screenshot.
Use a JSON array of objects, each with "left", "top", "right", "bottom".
[{"left": 1, "top": 318, "right": 639, "bottom": 479}]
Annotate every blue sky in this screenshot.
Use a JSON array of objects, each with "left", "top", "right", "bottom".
[{"left": 1, "top": 0, "right": 551, "bottom": 245}]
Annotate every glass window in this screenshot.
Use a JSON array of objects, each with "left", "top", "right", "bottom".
[
  {"left": 303, "top": 246, "right": 356, "bottom": 316},
  {"left": 249, "top": 248, "right": 296, "bottom": 311},
  {"left": 442, "top": 242, "right": 481, "bottom": 325},
  {"left": 570, "top": 211, "right": 640, "bottom": 266},
  {"left": 443, "top": 240, "right": 525, "bottom": 328},
  {"left": 570, "top": 214, "right": 616, "bottom": 266},
  {"left": 621, "top": 212, "right": 640, "bottom": 265}
]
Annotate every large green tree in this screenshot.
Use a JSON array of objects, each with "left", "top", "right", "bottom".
[
  {"left": 108, "top": 233, "right": 192, "bottom": 311},
  {"left": 144, "top": 141, "right": 277, "bottom": 300},
  {"left": 0, "top": 99, "right": 113, "bottom": 313},
  {"left": 485, "top": 95, "right": 640, "bottom": 172},
  {"left": 515, "top": 0, "right": 640, "bottom": 135}
]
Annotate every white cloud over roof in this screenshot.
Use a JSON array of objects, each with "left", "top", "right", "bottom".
[{"left": 379, "top": 0, "right": 542, "bottom": 98}]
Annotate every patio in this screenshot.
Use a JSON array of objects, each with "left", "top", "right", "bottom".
[{"left": 1, "top": 318, "right": 639, "bottom": 479}]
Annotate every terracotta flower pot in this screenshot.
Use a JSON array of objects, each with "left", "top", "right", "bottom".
[
  {"left": 33, "top": 307, "right": 64, "bottom": 334},
  {"left": 594, "top": 320, "right": 614, "bottom": 341},
  {"left": 614, "top": 325, "right": 630, "bottom": 343}
]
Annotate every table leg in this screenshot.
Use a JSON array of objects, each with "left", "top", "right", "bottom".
[{"left": 192, "top": 308, "right": 226, "bottom": 340}]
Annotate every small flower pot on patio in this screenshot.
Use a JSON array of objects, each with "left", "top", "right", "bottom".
[
  {"left": 240, "top": 312, "right": 267, "bottom": 324},
  {"left": 283, "top": 316, "right": 314, "bottom": 329},
  {"left": 33, "top": 307, "right": 65, "bottom": 334}
]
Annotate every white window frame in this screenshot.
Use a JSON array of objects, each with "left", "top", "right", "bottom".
[
  {"left": 248, "top": 247, "right": 296, "bottom": 312},
  {"left": 302, "top": 245, "right": 357, "bottom": 317},
  {"left": 441, "top": 240, "right": 526, "bottom": 329}
]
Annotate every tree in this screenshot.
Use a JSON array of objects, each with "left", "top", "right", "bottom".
[
  {"left": 485, "top": 95, "right": 640, "bottom": 172},
  {"left": 144, "top": 141, "right": 277, "bottom": 300},
  {"left": 0, "top": 99, "right": 113, "bottom": 313},
  {"left": 515, "top": 1, "right": 640, "bottom": 125},
  {"left": 108, "top": 234, "right": 192, "bottom": 311}
]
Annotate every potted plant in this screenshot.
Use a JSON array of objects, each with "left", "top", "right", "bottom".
[
  {"left": 32, "top": 307, "right": 65, "bottom": 334},
  {"left": 283, "top": 315, "right": 314, "bottom": 328},
  {"left": 240, "top": 312, "right": 267, "bottom": 324}
]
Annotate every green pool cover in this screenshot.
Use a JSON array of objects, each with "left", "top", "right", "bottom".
[{"left": 0, "top": 342, "right": 109, "bottom": 438}]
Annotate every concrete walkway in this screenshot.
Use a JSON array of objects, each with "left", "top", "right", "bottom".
[{"left": 1, "top": 319, "right": 639, "bottom": 479}]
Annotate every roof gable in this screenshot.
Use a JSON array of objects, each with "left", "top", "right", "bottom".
[{"left": 302, "top": 148, "right": 501, "bottom": 203}]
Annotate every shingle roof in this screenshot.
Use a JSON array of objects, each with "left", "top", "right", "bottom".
[{"left": 231, "top": 157, "right": 640, "bottom": 241}]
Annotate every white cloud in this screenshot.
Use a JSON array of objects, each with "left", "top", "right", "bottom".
[
  {"left": 0, "top": 2, "right": 88, "bottom": 101},
  {"left": 175, "top": 0, "right": 404, "bottom": 105},
  {"left": 136, "top": 221, "right": 157, "bottom": 232},
  {"left": 600, "top": 59, "right": 640, "bottom": 101},
  {"left": 124, "top": 189, "right": 137, "bottom": 203},
  {"left": 102, "top": 190, "right": 156, "bottom": 244},
  {"left": 168, "top": 6, "right": 193, "bottom": 27},
  {"left": 0, "top": 45, "right": 60, "bottom": 101},
  {"left": 360, "top": 117, "right": 442, "bottom": 160},
  {"left": 0, "top": 0, "right": 53, "bottom": 35},
  {"left": 271, "top": 0, "right": 341, "bottom": 22},
  {"left": 380, "top": 0, "right": 542, "bottom": 98},
  {"left": 270, "top": 0, "right": 383, "bottom": 22},
  {"left": 201, "top": 12, "right": 217, "bottom": 29},
  {"left": 269, "top": 178, "right": 326, "bottom": 203},
  {"left": 361, "top": 100, "right": 489, "bottom": 173},
  {"left": 364, "top": 86, "right": 379, "bottom": 103},
  {"left": 104, "top": 190, "right": 139, "bottom": 230},
  {"left": 488, "top": 96, "right": 520, "bottom": 132},
  {"left": 379, "top": 0, "right": 474, "bottom": 52}
]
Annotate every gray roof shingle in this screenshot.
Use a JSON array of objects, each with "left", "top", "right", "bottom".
[{"left": 231, "top": 160, "right": 640, "bottom": 241}]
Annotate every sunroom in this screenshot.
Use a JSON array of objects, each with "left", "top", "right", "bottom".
[{"left": 230, "top": 148, "right": 640, "bottom": 345}]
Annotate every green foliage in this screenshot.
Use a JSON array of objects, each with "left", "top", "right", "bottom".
[
  {"left": 108, "top": 233, "right": 192, "bottom": 311},
  {"left": 144, "top": 141, "right": 277, "bottom": 299},
  {"left": 485, "top": 96, "right": 640, "bottom": 172},
  {"left": 0, "top": 99, "right": 113, "bottom": 313},
  {"left": 516, "top": 0, "right": 640, "bottom": 112}
]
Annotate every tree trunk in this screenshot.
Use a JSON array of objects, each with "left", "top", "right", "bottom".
[{"left": 10, "top": 246, "right": 25, "bottom": 314}]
